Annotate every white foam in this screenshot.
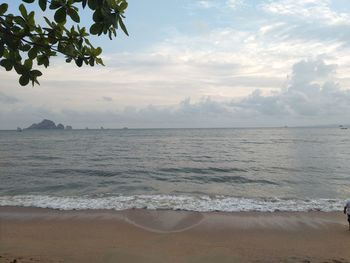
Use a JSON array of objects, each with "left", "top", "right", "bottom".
[{"left": 0, "top": 195, "right": 344, "bottom": 212}]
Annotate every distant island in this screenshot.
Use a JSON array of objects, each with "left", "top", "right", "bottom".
[{"left": 25, "top": 119, "right": 72, "bottom": 130}]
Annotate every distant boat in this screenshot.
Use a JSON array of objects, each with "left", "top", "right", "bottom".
[
  {"left": 341, "top": 127, "right": 348, "bottom": 130},
  {"left": 100, "top": 126, "right": 104, "bottom": 130},
  {"left": 122, "top": 127, "right": 129, "bottom": 130},
  {"left": 16, "top": 127, "right": 22, "bottom": 132}
]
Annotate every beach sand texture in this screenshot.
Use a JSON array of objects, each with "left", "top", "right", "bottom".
[{"left": 1, "top": 207, "right": 350, "bottom": 263}]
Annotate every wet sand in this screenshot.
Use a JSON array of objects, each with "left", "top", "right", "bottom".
[{"left": 0, "top": 207, "right": 350, "bottom": 263}]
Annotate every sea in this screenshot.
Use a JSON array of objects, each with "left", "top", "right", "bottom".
[{"left": 1, "top": 127, "right": 349, "bottom": 212}]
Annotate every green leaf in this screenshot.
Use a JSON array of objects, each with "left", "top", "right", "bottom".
[
  {"left": 92, "top": 9, "right": 103, "bottom": 22},
  {"left": 54, "top": 7, "right": 66, "bottom": 23},
  {"left": 106, "top": 0, "right": 116, "bottom": 8},
  {"left": 67, "top": 8, "right": 80, "bottom": 23},
  {"left": 19, "top": 75, "right": 30, "bottom": 86},
  {"left": 82, "top": 0, "right": 87, "bottom": 8},
  {"left": 24, "top": 59, "right": 33, "bottom": 70},
  {"left": 77, "top": 38, "right": 83, "bottom": 48},
  {"left": 118, "top": 16, "right": 128, "bottom": 36},
  {"left": 39, "top": 0, "right": 47, "bottom": 11},
  {"left": 28, "top": 11, "right": 35, "bottom": 25},
  {"left": 31, "top": 69, "right": 42, "bottom": 77},
  {"left": 119, "top": 2, "right": 128, "bottom": 11},
  {"left": 90, "top": 23, "right": 103, "bottom": 35},
  {"left": 0, "top": 44, "right": 4, "bottom": 57},
  {"left": 0, "top": 3, "right": 8, "bottom": 15},
  {"left": 49, "top": 0, "right": 61, "bottom": 9},
  {"left": 19, "top": 4, "right": 28, "bottom": 18},
  {"left": 96, "top": 57, "right": 104, "bottom": 66},
  {"left": 87, "top": 0, "right": 97, "bottom": 10},
  {"left": 28, "top": 48, "right": 37, "bottom": 59},
  {"left": 44, "top": 16, "right": 51, "bottom": 26},
  {"left": 43, "top": 57, "right": 49, "bottom": 67},
  {"left": 22, "top": 0, "right": 35, "bottom": 3},
  {"left": 64, "top": 44, "right": 75, "bottom": 56},
  {"left": 14, "top": 16, "right": 26, "bottom": 26},
  {"left": 89, "top": 57, "right": 94, "bottom": 66},
  {"left": 85, "top": 38, "right": 92, "bottom": 47},
  {"left": 95, "top": 47, "right": 102, "bottom": 56},
  {"left": 0, "top": 59, "right": 13, "bottom": 71},
  {"left": 37, "top": 55, "right": 49, "bottom": 67},
  {"left": 75, "top": 57, "right": 83, "bottom": 67},
  {"left": 33, "top": 78, "right": 40, "bottom": 85},
  {"left": 14, "top": 64, "right": 25, "bottom": 74},
  {"left": 21, "top": 44, "right": 31, "bottom": 52}
]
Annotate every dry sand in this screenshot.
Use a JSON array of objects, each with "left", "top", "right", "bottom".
[{"left": 1, "top": 207, "right": 350, "bottom": 263}]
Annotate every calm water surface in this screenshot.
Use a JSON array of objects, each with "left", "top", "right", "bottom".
[{"left": 1, "top": 128, "right": 349, "bottom": 211}]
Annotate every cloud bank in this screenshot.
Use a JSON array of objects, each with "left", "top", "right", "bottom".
[
  {"left": 1, "top": 58, "right": 349, "bottom": 129},
  {"left": 1, "top": 0, "right": 350, "bottom": 129}
]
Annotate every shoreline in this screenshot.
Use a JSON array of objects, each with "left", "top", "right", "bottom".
[
  {"left": 1, "top": 207, "right": 350, "bottom": 263},
  {"left": 0, "top": 195, "right": 345, "bottom": 212}
]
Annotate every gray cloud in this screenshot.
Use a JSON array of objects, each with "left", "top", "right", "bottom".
[
  {"left": 233, "top": 58, "right": 350, "bottom": 117},
  {"left": 1, "top": 58, "right": 349, "bottom": 130},
  {"left": 0, "top": 92, "right": 20, "bottom": 104},
  {"left": 102, "top": 96, "right": 113, "bottom": 102}
]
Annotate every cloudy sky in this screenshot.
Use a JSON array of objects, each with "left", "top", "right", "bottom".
[{"left": 1, "top": 0, "right": 350, "bottom": 129}]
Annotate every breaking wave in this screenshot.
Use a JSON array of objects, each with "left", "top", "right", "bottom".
[{"left": 0, "top": 194, "right": 344, "bottom": 212}]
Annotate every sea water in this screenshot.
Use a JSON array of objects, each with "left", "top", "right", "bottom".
[{"left": 1, "top": 128, "right": 349, "bottom": 212}]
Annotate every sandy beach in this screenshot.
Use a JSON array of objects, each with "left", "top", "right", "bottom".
[{"left": 0, "top": 207, "right": 349, "bottom": 263}]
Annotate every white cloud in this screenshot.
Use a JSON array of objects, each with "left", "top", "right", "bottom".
[
  {"left": 262, "top": 0, "right": 350, "bottom": 25},
  {"left": 1, "top": 18, "right": 348, "bottom": 126},
  {"left": 2, "top": 58, "right": 350, "bottom": 129},
  {"left": 196, "top": 1, "right": 215, "bottom": 9},
  {"left": 2, "top": 0, "right": 350, "bottom": 129},
  {"left": 226, "top": 0, "right": 244, "bottom": 9},
  {"left": 188, "top": 0, "right": 244, "bottom": 11},
  {"left": 234, "top": 58, "right": 350, "bottom": 118}
]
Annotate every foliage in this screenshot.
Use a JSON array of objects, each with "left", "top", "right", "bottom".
[{"left": 0, "top": 0, "right": 128, "bottom": 86}]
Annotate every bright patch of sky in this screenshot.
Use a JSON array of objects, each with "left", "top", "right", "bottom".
[{"left": 1, "top": 0, "right": 350, "bottom": 128}]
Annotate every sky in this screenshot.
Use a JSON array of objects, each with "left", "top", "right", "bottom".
[{"left": 1, "top": 0, "right": 350, "bottom": 129}]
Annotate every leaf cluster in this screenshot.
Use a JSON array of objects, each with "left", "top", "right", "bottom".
[{"left": 0, "top": 0, "right": 128, "bottom": 86}]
